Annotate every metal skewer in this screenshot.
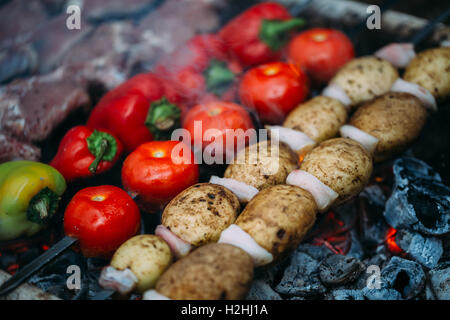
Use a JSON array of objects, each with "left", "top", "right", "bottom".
[
  {"left": 410, "top": 6, "right": 450, "bottom": 46},
  {"left": 0, "top": 236, "right": 78, "bottom": 297},
  {"left": 91, "top": 288, "right": 116, "bottom": 300}
]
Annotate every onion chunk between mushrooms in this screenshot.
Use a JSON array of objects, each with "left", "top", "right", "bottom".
[
  {"left": 286, "top": 170, "right": 338, "bottom": 212},
  {"left": 339, "top": 125, "right": 379, "bottom": 155},
  {"left": 98, "top": 266, "right": 138, "bottom": 295},
  {"left": 155, "top": 224, "right": 193, "bottom": 258},
  {"left": 209, "top": 176, "right": 259, "bottom": 202},
  {"left": 218, "top": 224, "right": 273, "bottom": 267}
]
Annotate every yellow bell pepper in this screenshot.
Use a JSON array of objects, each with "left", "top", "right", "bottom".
[{"left": 0, "top": 161, "right": 66, "bottom": 241}]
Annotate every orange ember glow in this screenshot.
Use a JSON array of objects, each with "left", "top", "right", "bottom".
[
  {"left": 310, "top": 211, "right": 352, "bottom": 255},
  {"left": 386, "top": 227, "right": 403, "bottom": 255},
  {"left": 375, "top": 176, "right": 384, "bottom": 183},
  {"left": 7, "top": 264, "right": 19, "bottom": 275},
  {"left": 298, "top": 153, "right": 305, "bottom": 164}
]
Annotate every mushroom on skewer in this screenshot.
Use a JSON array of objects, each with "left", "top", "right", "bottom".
[
  {"left": 144, "top": 243, "right": 254, "bottom": 300},
  {"left": 99, "top": 235, "right": 173, "bottom": 295},
  {"left": 323, "top": 56, "right": 399, "bottom": 108},
  {"left": 155, "top": 183, "right": 240, "bottom": 258},
  {"left": 341, "top": 92, "right": 427, "bottom": 162},
  {"left": 211, "top": 140, "right": 298, "bottom": 203}
]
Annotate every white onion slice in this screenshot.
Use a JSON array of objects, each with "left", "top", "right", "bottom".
[
  {"left": 374, "top": 43, "right": 416, "bottom": 68},
  {"left": 391, "top": 78, "right": 437, "bottom": 111},
  {"left": 155, "top": 224, "right": 193, "bottom": 258},
  {"left": 218, "top": 224, "right": 273, "bottom": 267},
  {"left": 286, "top": 170, "right": 339, "bottom": 212},
  {"left": 143, "top": 290, "right": 171, "bottom": 300},
  {"left": 209, "top": 176, "right": 259, "bottom": 202},
  {"left": 267, "top": 126, "right": 316, "bottom": 153},
  {"left": 441, "top": 40, "right": 450, "bottom": 48},
  {"left": 98, "top": 266, "right": 138, "bottom": 295},
  {"left": 322, "top": 83, "right": 352, "bottom": 107},
  {"left": 339, "top": 125, "right": 379, "bottom": 155}
]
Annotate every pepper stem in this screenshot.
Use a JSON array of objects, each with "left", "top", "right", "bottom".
[
  {"left": 86, "top": 130, "right": 118, "bottom": 174},
  {"left": 145, "top": 97, "right": 181, "bottom": 141},
  {"left": 27, "top": 187, "right": 60, "bottom": 225},
  {"left": 89, "top": 138, "right": 108, "bottom": 173},
  {"left": 260, "top": 18, "right": 305, "bottom": 50},
  {"left": 204, "top": 59, "right": 235, "bottom": 96}
]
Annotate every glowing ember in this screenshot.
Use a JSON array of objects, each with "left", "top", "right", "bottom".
[
  {"left": 385, "top": 227, "right": 403, "bottom": 255},
  {"left": 308, "top": 211, "right": 354, "bottom": 255},
  {"left": 7, "top": 264, "right": 19, "bottom": 275}
]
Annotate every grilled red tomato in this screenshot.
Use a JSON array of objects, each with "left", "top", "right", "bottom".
[
  {"left": 64, "top": 185, "right": 141, "bottom": 258},
  {"left": 121, "top": 141, "right": 199, "bottom": 211},
  {"left": 183, "top": 101, "right": 255, "bottom": 161},
  {"left": 239, "top": 62, "right": 309, "bottom": 124},
  {"left": 287, "top": 28, "right": 355, "bottom": 83}
]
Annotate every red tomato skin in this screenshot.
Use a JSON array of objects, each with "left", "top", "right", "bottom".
[
  {"left": 239, "top": 62, "right": 309, "bottom": 124},
  {"left": 50, "top": 126, "right": 123, "bottom": 182},
  {"left": 64, "top": 185, "right": 141, "bottom": 258},
  {"left": 287, "top": 28, "right": 355, "bottom": 83},
  {"left": 121, "top": 141, "right": 199, "bottom": 210},
  {"left": 183, "top": 101, "right": 255, "bottom": 158},
  {"left": 219, "top": 2, "right": 292, "bottom": 66}
]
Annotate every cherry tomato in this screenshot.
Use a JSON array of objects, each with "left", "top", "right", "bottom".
[
  {"left": 183, "top": 101, "right": 255, "bottom": 160},
  {"left": 239, "top": 62, "right": 309, "bottom": 124},
  {"left": 287, "top": 28, "right": 354, "bottom": 83},
  {"left": 121, "top": 141, "right": 199, "bottom": 210},
  {"left": 64, "top": 185, "right": 141, "bottom": 258}
]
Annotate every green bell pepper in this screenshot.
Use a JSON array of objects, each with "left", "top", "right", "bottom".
[{"left": 0, "top": 161, "right": 66, "bottom": 241}]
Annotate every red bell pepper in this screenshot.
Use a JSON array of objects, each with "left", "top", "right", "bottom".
[
  {"left": 87, "top": 73, "right": 184, "bottom": 153},
  {"left": 50, "top": 126, "right": 123, "bottom": 182},
  {"left": 154, "top": 34, "right": 242, "bottom": 106},
  {"left": 219, "top": 2, "right": 305, "bottom": 67}
]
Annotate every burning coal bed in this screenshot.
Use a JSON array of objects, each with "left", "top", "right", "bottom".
[{"left": 0, "top": 156, "right": 448, "bottom": 300}]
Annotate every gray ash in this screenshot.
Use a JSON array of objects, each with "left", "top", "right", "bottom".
[{"left": 247, "top": 156, "right": 449, "bottom": 301}]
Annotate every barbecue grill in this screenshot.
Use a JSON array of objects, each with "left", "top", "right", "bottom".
[{"left": 0, "top": 0, "right": 449, "bottom": 300}]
